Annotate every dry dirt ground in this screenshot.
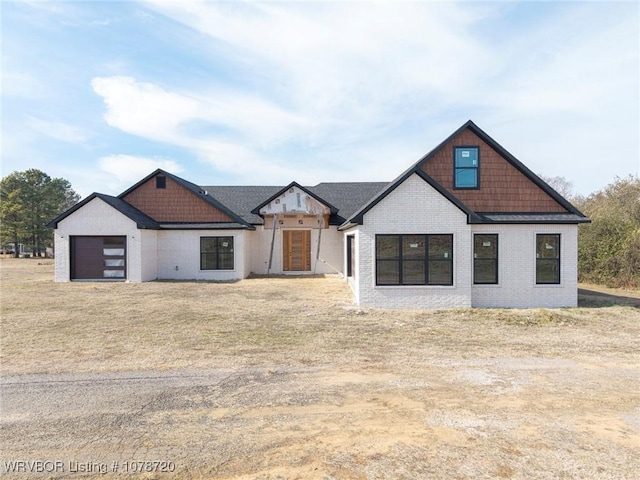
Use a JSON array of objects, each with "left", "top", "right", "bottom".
[{"left": 1, "top": 258, "right": 639, "bottom": 479}]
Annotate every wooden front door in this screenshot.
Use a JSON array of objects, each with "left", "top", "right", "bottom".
[{"left": 283, "top": 230, "right": 311, "bottom": 271}]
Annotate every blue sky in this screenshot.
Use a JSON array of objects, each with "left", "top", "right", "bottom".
[{"left": 2, "top": 0, "right": 638, "bottom": 199}]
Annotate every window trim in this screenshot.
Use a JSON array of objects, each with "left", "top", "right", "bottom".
[
  {"left": 200, "top": 236, "right": 235, "bottom": 271},
  {"left": 346, "top": 235, "right": 355, "bottom": 278},
  {"left": 375, "top": 234, "right": 453, "bottom": 286},
  {"left": 453, "top": 146, "right": 480, "bottom": 190},
  {"left": 535, "top": 233, "right": 561, "bottom": 285},
  {"left": 473, "top": 234, "right": 498, "bottom": 285}
]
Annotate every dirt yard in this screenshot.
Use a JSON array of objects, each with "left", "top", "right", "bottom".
[{"left": 1, "top": 259, "right": 639, "bottom": 479}]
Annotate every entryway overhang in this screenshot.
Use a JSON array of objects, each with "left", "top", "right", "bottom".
[
  {"left": 251, "top": 182, "right": 337, "bottom": 228},
  {"left": 251, "top": 182, "right": 337, "bottom": 275}
]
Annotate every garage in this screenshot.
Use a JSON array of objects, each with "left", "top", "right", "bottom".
[{"left": 70, "top": 236, "right": 126, "bottom": 280}]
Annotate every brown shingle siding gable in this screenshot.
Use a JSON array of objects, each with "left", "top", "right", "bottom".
[
  {"left": 420, "top": 128, "right": 568, "bottom": 213},
  {"left": 122, "top": 174, "right": 234, "bottom": 223}
]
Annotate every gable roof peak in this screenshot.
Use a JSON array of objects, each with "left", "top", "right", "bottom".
[
  {"left": 118, "top": 168, "right": 253, "bottom": 228},
  {"left": 251, "top": 181, "right": 338, "bottom": 215},
  {"left": 340, "top": 120, "right": 588, "bottom": 227}
]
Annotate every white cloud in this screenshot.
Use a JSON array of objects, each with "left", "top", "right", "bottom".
[
  {"left": 91, "top": 75, "right": 309, "bottom": 182},
  {"left": 91, "top": 76, "right": 200, "bottom": 143},
  {"left": 98, "top": 154, "right": 184, "bottom": 191},
  {"left": 26, "top": 116, "right": 90, "bottom": 143},
  {"left": 142, "top": 0, "right": 494, "bottom": 120},
  {"left": 92, "top": 2, "right": 496, "bottom": 183},
  {"left": 87, "top": 1, "right": 637, "bottom": 194}
]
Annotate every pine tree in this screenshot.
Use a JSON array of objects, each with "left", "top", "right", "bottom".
[{"left": 0, "top": 169, "right": 80, "bottom": 257}]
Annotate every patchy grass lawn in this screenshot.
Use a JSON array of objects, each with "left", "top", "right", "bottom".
[
  {"left": 2, "top": 258, "right": 638, "bottom": 376},
  {"left": 1, "top": 258, "right": 639, "bottom": 479}
]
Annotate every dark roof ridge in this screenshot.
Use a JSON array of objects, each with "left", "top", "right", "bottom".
[
  {"left": 311, "top": 181, "right": 389, "bottom": 186},
  {"left": 47, "top": 192, "right": 159, "bottom": 229}
]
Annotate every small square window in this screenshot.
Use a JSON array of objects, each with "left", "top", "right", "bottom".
[
  {"left": 156, "top": 176, "right": 166, "bottom": 189},
  {"left": 454, "top": 147, "right": 479, "bottom": 189},
  {"left": 201, "top": 236, "right": 234, "bottom": 270}
]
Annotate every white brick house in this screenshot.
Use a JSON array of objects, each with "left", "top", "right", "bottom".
[{"left": 48, "top": 121, "right": 589, "bottom": 308}]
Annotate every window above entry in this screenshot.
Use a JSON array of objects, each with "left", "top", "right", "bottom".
[{"left": 454, "top": 147, "right": 479, "bottom": 189}]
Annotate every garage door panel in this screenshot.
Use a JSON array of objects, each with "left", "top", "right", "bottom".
[{"left": 71, "top": 236, "right": 126, "bottom": 280}]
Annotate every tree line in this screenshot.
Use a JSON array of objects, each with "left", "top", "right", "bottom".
[
  {"left": 544, "top": 174, "right": 639, "bottom": 288},
  {"left": 575, "top": 176, "right": 640, "bottom": 288},
  {"left": 1, "top": 168, "right": 639, "bottom": 288},
  {"left": 1, "top": 169, "right": 79, "bottom": 257}
]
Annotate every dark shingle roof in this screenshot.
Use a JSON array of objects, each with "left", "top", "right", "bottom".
[
  {"left": 308, "top": 182, "right": 389, "bottom": 224},
  {"left": 203, "top": 182, "right": 389, "bottom": 225},
  {"left": 51, "top": 125, "right": 591, "bottom": 233},
  {"left": 202, "top": 186, "right": 284, "bottom": 224},
  {"left": 48, "top": 174, "right": 389, "bottom": 230}
]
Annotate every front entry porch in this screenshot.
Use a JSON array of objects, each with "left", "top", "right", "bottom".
[{"left": 283, "top": 230, "right": 311, "bottom": 272}]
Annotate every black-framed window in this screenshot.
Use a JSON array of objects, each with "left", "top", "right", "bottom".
[
  {"left": 376, "top": 234, "right": 453, "bottom": 286},
  {"left": 454, "top": 147, "right": 479, "bottom": 189},
  {"left": 474, "top": 234, "right": 498, "bottom": 284},
  {"left": 200, "top": 236, "right": 234, "bottom": 270},
  {"left": 536, "top": 234, "right": 560, "bottom": 284},
  {"left": 156, "top": 176, "right": 166, "bottom": 189},
  {"left": 346, "top": 235, "right": 355, "bottom": 278}
]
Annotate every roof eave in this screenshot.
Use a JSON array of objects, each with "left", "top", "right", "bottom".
[
  {"left": 158, "top": 223, "right": 256, "bottom": 230},
  {"left": 47, "top": 193, "right": 160, "bottom": 229},
  {"left": 118, "top": 168, "right": 253, "bottom": 229},
  {"left": 337, "top": 222, "right": 359, "bottom": 231},
  {"left": 470, "top": 218, "right": 591, "bottom": 225}
]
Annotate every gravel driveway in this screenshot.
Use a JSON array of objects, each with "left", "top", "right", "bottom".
[
  {"left": 1, "top": 261, "right": 639, "bottom": 479},
  {"left": 2, "top": 358, "right": 639, "bottom": 479}
]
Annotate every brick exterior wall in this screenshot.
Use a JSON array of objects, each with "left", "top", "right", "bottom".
[
  {"left": 249, "top": 225, "right": 344, "bottom": 275},
  {"left": 355, "top": 173, "right": 473, "bottom": 308},
  {"left": 53, "top": 198, "right": 143, "bottom": 282},
  {"left": 471, "top": 224, "right": 578, "bottom": 307},
  {"left": 53, "top": 173, "right": 579, "bottom": 308},
  {"left": 421, "top": 128, "right": 567, "bottom": 213},
  {"left": 123, "top": 175, "right": 234, "bottom": 222},
  {"left": 157, "top": 230, "right": 249, "bottom": 281},
  {"left": 350, "top": 173, "right": 579, "bottom": 309},
  {"left": 139, "top": 229, "right": 158, "bottom": 281},
  {"left": 53, "top": 198, "right": 249, "bottom": 282}
]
